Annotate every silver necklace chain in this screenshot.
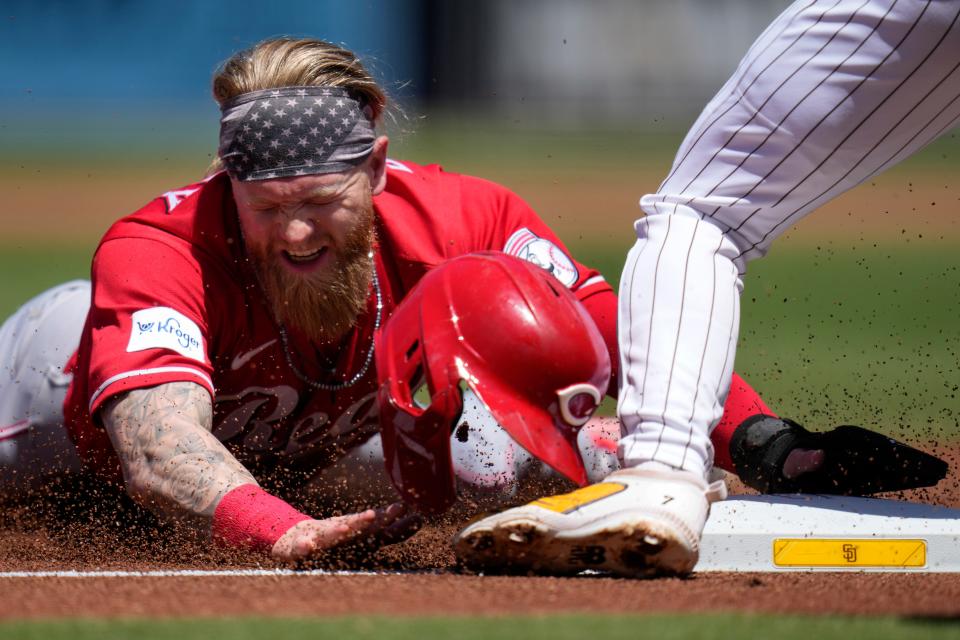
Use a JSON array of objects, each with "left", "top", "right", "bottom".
[
  {"left": 236, "top": 219, "right": 382, "bottom": 391},
  {"left": 276, "top": 269, "right": 382, "bottom": 391}
]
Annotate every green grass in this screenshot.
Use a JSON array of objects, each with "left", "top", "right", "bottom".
[
  {"left": 1, "top": 614, "right": 958, "bottom": 640},
  {"left": 7, "top": 110, "right": 958, "bottom": 174},
  {"left": 30, "top": 110, "right": 957, "bottom": 175},
  {"left": 558, "top": 240, "right": 959, "bottom": 438},
  {"left": 732, "top": 244, "right": 959, "bottom": 439},
  {"left": 0, "top": 242, "right": 94, "bottom": 319},
  {"left": 0, "top": 111, "right": 683, "bottom": 175}
]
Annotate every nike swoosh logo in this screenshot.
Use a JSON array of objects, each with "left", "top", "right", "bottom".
[
  {"left": 0, "top": 419, "right": 30, "bottom": 442},
  {"left": 230, "top": 339, "right": 277, "bottom": 371}
]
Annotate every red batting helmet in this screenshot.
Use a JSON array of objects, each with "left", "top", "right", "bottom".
[{"left": 376, "top": 252, "right": 611, "bottom": 514}]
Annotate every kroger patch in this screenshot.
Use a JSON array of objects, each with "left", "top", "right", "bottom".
[{"left": 127, "top": 307, "right": 206, "bottom": 363}]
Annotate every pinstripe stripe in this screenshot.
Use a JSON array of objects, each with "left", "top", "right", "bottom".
[
  {"left": 671, "top": 0, "right": 863, "bottom": 202},
  {"left": 735, "top": 1, "right": 960, "bottom": 256},
  {"left": 724, "top": 0, "right": 905, "bottom": 219},
  {"left": 871, "top": 89, "right": 960, "bottom": 175},
  {"left": 619, "top": 224, "right": 667, "bottom": 457},
  {"left": 658, "top": 0, "right": 821, "bottom": 190},
  {"left": 699, "top": 0, "right": 888, "bottom": 212},
  {"left": 618, "top": 234, "right": 648, "bottom": 410},
  {"left": 618, "top": 255, "right": 645, "bottom": 464},
  {"left": 766, "top": 5, "right": 942, "bottom": 212},
  {"left": 740, "top": 0, "right": 934, "bottom": 214},
  {"left": 715, "top": 252, "right": 740, "bottom": 419},
  {"left": 636, "top": 216, "right": 674, "bottom": 442},
  {"left": 650, "top": 218, "right": 703, "bottom": 464},
  {"left": 746, "top": 66, "right": 960, "bottom": 252},
  {"left": 678, "top": 229, "right": 726, "bottom": 470}
]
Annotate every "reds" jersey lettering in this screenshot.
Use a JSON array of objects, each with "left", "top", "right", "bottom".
[{"left": 212, "top": 385, "right": 380, "bottom": 472}]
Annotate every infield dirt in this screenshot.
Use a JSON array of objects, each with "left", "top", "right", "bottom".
[{"left": 2, "top": 443, "right": 959, "bottom": 619}]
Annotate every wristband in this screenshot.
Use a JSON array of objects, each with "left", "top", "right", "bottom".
[{"left": 212, "top": 484, "right": 312, "bottom": 552}]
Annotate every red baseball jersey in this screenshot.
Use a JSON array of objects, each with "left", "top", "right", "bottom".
[{"left": 63, "top": 161, "right": 613, "bottom": 487}]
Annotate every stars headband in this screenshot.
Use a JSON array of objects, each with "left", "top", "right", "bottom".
[{"left": 218, "top": 86, "right": 377, "bottom": 181}]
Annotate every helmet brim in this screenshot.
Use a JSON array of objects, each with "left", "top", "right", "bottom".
[{"left": 467, "top": 374, "right": 589, "bottom": 487}]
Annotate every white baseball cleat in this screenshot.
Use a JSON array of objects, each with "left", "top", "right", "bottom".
[{"left": 454, "top": 467, "right": 727, "bottom": 577}]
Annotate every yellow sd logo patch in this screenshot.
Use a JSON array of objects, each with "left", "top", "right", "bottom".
[{"left": 773, "top": 538, "right": 926, "bottom": 568}]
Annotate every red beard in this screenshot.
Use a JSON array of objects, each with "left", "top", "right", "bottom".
[{"left": 248, "top": 205, "right": 376, "bottom": 344}]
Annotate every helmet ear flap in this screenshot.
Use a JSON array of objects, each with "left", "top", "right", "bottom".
[
  {"left": 377, "top": 324, "right": 462, "bottom": 514},
  {"left": 389, "top": 339, "right": 426, "bottom": 415},
  {"left": 384, "top": 333, "right": 440, "bottom": 413},
  {"left": 377, "top": 251, "right": 611, "bottom": 513}
]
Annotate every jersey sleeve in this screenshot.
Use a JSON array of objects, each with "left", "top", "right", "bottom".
[
  {"left": 456, "top": 174, "right": 618, "bottom": 383},
  {"left": 83, "top": 235, "right": 216, "bottom": 416},
  {"left": 457, "top": 174, "right": 612, "bottom": 302},
  {"left": 578, "top": 291, "right": 618, "bottom": 391}
]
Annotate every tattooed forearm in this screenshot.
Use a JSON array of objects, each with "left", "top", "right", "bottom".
[{"left": 102, "top": 382, "right": 256, "bottom": 530}]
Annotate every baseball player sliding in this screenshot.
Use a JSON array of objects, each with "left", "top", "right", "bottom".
[
  {"left": 459, "top": 0, "right": 958, "bottom": 577},
  {"left": 0, "top": 37, "right": 943, "bottom": 569}
]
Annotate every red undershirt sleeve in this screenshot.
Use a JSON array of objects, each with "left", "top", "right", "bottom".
[
  {"left": 711, "top": 372, "right": 777, "bottom": 471},
  {"left": 577, "top": 289, "right": 619, "bottom": 392}
]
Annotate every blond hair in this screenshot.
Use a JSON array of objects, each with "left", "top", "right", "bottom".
[{"left": 209, "top": 38, "right": 387, "bottom": 174}]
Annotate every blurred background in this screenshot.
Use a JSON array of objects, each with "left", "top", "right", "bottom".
[{"left": 1, "top": 0, "right": 957, "bottom": 439}]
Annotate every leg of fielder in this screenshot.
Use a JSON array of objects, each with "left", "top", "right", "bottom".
[
  {"left": 0, "top": 281, "right": 90, "bottom": 498},
  {"left": 618, "top": 0, "right": 960, "bottom": 576},
  {"left": 621, "top": 0, "right": 960, "bottom": 573},
  {"left": 457, "top": 0, "right": 960, "bottom": 578}
]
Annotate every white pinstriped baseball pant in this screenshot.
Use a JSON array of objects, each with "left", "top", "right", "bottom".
[{"left": 618, "top": 0, "right": 960, "bottom": 476}]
